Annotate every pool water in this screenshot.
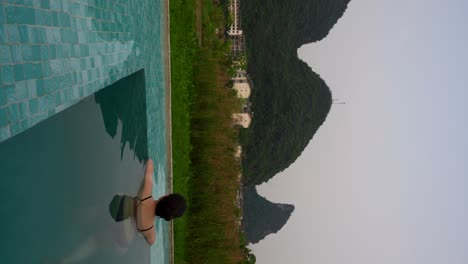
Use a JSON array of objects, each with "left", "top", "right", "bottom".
[{"left": 0, "top": 71, "right": 167, "bottom": 263}]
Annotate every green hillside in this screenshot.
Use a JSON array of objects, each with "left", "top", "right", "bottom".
[
  {"left": 242, "top": 186, "right": 295, "bottom": 244},
  {"left": 240, "top": 0, "right": 351, "bottom": 185}
]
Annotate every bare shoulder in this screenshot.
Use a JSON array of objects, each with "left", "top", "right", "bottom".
[
  {"left": 144, "top": 229, "right": 156, "bottom": 245},
  {"left": 142, "top": 159, "right": 154, "bottom": 197}
]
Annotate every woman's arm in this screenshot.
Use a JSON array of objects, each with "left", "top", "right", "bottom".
[
  {"left": 145, "top": 231, "right": 156, "bottom": 245},
  {"left": 138, "top": 159, "right": 154, "bottom": 198},
  {"left": 137, "top": 159, "right": 156, "bottom": 245}
]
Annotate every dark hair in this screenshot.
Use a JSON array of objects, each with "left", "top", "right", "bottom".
[{"left": 155, "top": 193, "right": 187, "bottom": 221}]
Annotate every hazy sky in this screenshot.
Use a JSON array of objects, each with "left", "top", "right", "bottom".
[{"left": 250, "top": 0, "right": 468, "bottom": 263}]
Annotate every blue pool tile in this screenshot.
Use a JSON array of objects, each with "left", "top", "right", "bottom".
[
  {"left": 40, "top": 0, "right": 50, "bottom": 9},
  {"left": 21, "top": 45, "right": 41, "bottom": 62},
  {"left": 1, "top": 65, "right": 14, "bottom": 85},
  {"left": 0, "top": 126, "right": 11, "bottom": 141},
  {"left": 69, "top": 2, "right": 81, "bottom": 16},
  {"left": 10, "top": 119, "right": 29, "bottom": 136},
  {"left": 78, "top": 85, "right": 84, "bottom": 97},
  {"left": 36, "top": 96, "right": 48, "bottom": 113},
  {"left": 49, "top": 0, "right": 63, "bottom": 11},
  {"left": 0, "top": 107, "right": 8, "bottom": 126},
  {"left": 4, "top": 6, "right": 16, "bottom": 24},
  {"left": 49, "top": 60, "right": 62, "bottom": 75},
  {"left": 27, "top": 80, "right": 37, "bottom": 98},
  {"left": 36, "top": 79, "right": 46, "bottom": 96},
  {"left": 32, "top": 63, "right": 43, "bottom": 79},
  {"left": 10, "top": 45, "right": 23, "bottom": 63},
  {"left": 52, "top": 28, "right": 62, "bottom": 43},
  {"left": 5, "top": 85, "right": 16, "bottom": 104},
  {"left": 15, "top": 81, "right": 29, "bottom": 101},
  {"left": 42, "top": 77, "right": 57, "bottom": 94},
  {"left": 40, "top": 93, "right": 55, "bottom": 111},
  {"left": 0, "top": 45, "right": 12, "bottom": 64},
  {"left": 58, "top": 13, "right": 71, "bottom": 28},
  {"left": 20, "top": 45, "right": 33, "bottom": 62},
  {"left": 40, "top": 45, "right": 50, "bottom": 60},
  {"left": 7, "top": 103, "right": 20, "bottom": 122},
  {"left": 62, "top": 60, "right": 72, "bottom": 72},
  {"left": 70, "top": 72, "right": 77, "bottom": 84},
  {"left": 69, "top": 17, "right": 77, "bottom": 30},
  {"left": 23, "top": 63, "right": 42, "bottom": 79},
  {"left": 80, "top": 45, "right": 89, "bottom": 57},
  {"left": 72, "top": 85, "right": 79, "bottom": 100},
  {"left": 6, "top": 24, "right": 20, "bottom": 43},
  {"left": 35, "top": 10, "right": 54, "bottom": 26},
  {"left": 49, "top": 44, "right": 57, "bottom": 59},
  {"left": 30, "top": 26, "right": 47, "bottom": 43},
  {"left": 62, "top": 87, "right": 72, "bottom": 102},
  {"left": 46, "top": 28, "right": 61, "bottom": 43},
  {"left": 56, "top": 44, "right": 70, "bottom": 58},
  {"left": 0, "top": 25, "right": 5, "bottom": 43},
  {"left": 77, "top": 31, "right": 85, "bottom": 43},
  {"left": 4, "top": 0, "right": 34, "bottom": 6},
  {"left": 14, "top": 64, "right": 25, "bottom": 82},
  {"left": 52, "top": 13, "right": 59, "bottom": 27},
  {"left": 32, "top": 0, "right": 42, "bottom": 8},
  {"left": 23, "top": 63, "right": 34, "bottom": 79},
  {"left": 0, "top": 5, "right": 4, "bottom": 24},
  {"left": 54, "top": 91, "right": 62, "bottom": 105},
  {"left": 41, "top": 61, "right": 51, "bottom": 76},
  {"left": 9, "top": 122, "right": 20, "bottom": 136},
  {"left": 30, "top": 112, "right": 47, "bottom": 125},
  {"left": 18, "top": 6, "right": 37, "bottom": 24},
  {"left": 19, "top": 101, "right": 30, "bottom": 120},
  {"left": 61, "top": 29, "right": 78, "bottom": 43},
  {"left": 29, "top": 98, "right": 38, "bottom": 114},
  {"left": 72, "top": 45, "right": 80, "bottom": 57},
  {"left": 31, "top": 45, "right": 42, "bottom": 61},
  {"left": 18, "top": 26, "right": 30, "bottom": 43},
  {"left": 62, "top": 0, "right": 71, "bottom": 12},
  {"left": 0, "top": 89, "right": 6, "bottom": 107}
]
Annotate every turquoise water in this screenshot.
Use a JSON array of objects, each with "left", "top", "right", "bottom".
[
  {"left": 0, "top": 0, "right": 170, "bottom": 263},
  {"left": 0, "top": 71, "right": 169, "bottom": 263}
]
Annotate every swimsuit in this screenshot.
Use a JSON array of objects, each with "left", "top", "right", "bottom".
[
  {"left": 109, "top": 194, "right": 154, "bottom": 232},
  {"left": 134, "top": 195, "right": 154, "bottom": 232},
  {"left": 109, "top": 194, "right": 134, "bottom": 222}
]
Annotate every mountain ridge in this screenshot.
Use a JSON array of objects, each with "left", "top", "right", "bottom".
[
  {"left": 240, "top": 0, "right": 351, "bottom": 185},
  {"left": 242, "top": 186, "right": 295, "bottom": 244}
]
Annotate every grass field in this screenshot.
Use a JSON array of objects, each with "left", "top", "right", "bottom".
[
  {"left": 170, "top": 0, "right": 248, "bottom": 263},
  {"left": 169, "top": 0, "right": 197, "bottom": 261}
]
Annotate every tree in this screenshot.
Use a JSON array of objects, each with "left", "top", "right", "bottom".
[{"left": 242, "top": 247, "right": 256, "bottom": 264}]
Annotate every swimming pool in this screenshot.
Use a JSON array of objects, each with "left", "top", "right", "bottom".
[
  {"left": 0, "top": 0, "right": 171, "bottom": 263},
  {"left": 0, "top": 71, "right": 169, "bottom": 263}
]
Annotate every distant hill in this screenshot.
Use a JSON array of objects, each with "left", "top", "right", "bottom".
[
  {"left": 242, "top": 186, "right": 295, "bottom": 244},
  {"left": 240, "top": 0, "right": 351, "bottom": 185}
]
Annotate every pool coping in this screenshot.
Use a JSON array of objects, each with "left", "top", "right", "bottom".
[{"left": 163, "top": 0, "right": 174, "bottom": 262}]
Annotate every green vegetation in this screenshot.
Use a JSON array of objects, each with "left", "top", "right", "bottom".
[
  {"left": 240, "top": 0, "right": 351, "bottom": 185},
  {"left": 169, "top": 0, "right": 197, "bottom": 261},
  {"left": 188, "top": 46, "right": 243, "bottom": 263},
  {"left": 170, "top": 0, "right": 351, "bottom": 259},
  {"left": 242, "top": 186, "right": 294, "bottom": 244},
  {"left": 170, "top": 0, "right": 247, "bottom": 263}
]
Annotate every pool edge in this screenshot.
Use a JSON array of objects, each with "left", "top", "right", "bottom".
[{"left": 163, "top": 0, "right": 175, "bottom": 262}]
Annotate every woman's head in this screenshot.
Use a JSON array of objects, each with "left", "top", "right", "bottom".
[{"left": 155, "top": 193, "right": 187, "bottom": 221}]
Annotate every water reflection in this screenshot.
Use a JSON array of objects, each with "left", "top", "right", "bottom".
[
  {"left": 95, "top": 70, "right": 148, "bottom": 163},
  {"left": 0, "top": 71, "right": 150, "bottom": 263}
]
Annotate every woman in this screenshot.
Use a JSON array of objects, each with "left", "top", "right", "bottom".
[{"left": 110, "top": 159, "right": 186, "bottom": 245}]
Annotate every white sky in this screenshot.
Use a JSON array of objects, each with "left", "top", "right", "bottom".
[{"left": 250, "top": 0, "right": 468, "bottom": 263}]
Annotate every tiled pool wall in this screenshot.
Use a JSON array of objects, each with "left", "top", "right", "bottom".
[{"left": 0, "top": 0, "right": 169, "bottom": 263}]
